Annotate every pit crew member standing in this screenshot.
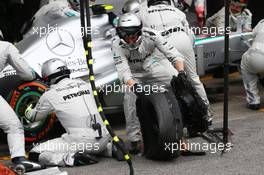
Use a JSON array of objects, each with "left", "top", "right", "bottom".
[
  {"left": 241, "top": 20, "right": 264, "bottom": 110},
  {"left": 112, "top": 13, "right": 185, "bottom": 153},
  {"left": 172, "top": 0, "right": 206, "bottom": 27},
  {"left": 0, "top": 37, "right": 42, "bottom": 171},
  {"left": 26, "top": 58, "right": 123, "bottom": 167},
  {"left": 206, "top": 0, "right": 252, "bottom": 33},
  {"left": 138, "top": 0, "right": 213, "bottom": 121}
]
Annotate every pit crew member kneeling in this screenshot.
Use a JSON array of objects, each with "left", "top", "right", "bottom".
[{"left": 25, "top": 58, "right": 124, "bottom": 167}]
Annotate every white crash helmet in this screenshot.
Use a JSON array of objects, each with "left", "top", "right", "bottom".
[
  {"left": 122, "top": 0, "right": 140, "bottom": 13},
  {"left": 116, "top": 13, "right": 143, "bottom": 50},
  {"left": 41, "top": 58, "right": 70, "bottom": 84}
]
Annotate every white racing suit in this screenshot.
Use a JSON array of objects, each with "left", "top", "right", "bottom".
[
  {"left": 112, "top": 27, "right": 184, "bottom": 142},
  {"left": 139, "top": 3, "right": 209, "bottom": 104},
  {"left": 24, "top": 0, "right": 79, "bottom": 38},
  {"left": 241, "top": 20, "right": 264, "bottom": 106},
  {"left": 206, "top": 7, "right": 252, "bottom": 32},
  {"left": 28, "top": 78, "right": 112, "bottom": 166},
  {"left": 0, "top": 41, "right": 35, "bottom": 158}
]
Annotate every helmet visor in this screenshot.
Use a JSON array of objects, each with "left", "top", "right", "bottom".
[
  {"left": 124, "top": 31, "right": 141, "bottom": 44},
  {"left": 117, "top": 25, "right": 142, "bottom": 40}
]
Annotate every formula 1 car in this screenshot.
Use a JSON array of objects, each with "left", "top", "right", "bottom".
[{"left": 0, "top": 4, "right": 252, "bottom": 142}]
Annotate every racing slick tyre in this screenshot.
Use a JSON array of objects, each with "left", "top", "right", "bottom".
[
  {"left": 0, "top": 75, "right": 57, "bottom": 143},
  {"left": 136, "top": 90, "right": 183, "bottom": 160}
]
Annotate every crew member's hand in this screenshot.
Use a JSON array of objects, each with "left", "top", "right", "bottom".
[
  {"left": 132, "top": 83, "right": 144, "bottom": 97},
  {"left": 243, "top": 28, "right": 252, "bottom": 33},
  {"left": 127, "top": 79, "right": 136, "bottom": 89},
  {"left": 175, "top": 60, "right": 184, "bottom": 72},
  {"left": 177, "top": 70, "right": 193, "bottom": 89}
]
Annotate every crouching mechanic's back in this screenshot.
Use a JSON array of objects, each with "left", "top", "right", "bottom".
[{"left": 26, "top": 58, "right": 124, "bottom": 167}]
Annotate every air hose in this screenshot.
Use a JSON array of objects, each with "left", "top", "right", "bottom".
[{"left": 79, "top": 1, "right": 134, "bottom": 174}]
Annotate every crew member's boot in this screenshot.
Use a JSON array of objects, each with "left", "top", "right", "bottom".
[
  {"left": 73, "top": 151, "right": 99, "bottom": 166},
  {"left": 12, "top": 156, "right": 44, "bottom": 172},
  {"left": 129, "top": 141, "right": 142, "bottom": 155},
  {"left": 112, "top": 140, "right": 127, "bottom": 161}
]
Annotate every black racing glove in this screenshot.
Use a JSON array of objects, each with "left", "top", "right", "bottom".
[
  {"left": 132, "top": 83, "right": 143, "bottom": 97},
  {"left": 177, "top": 70, "right": 192, "bottom": 89},
  {"left": 178, "top": 70, "right": 187, "bottom": 79}
]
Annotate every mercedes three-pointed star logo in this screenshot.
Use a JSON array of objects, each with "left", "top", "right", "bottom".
[{"left": 46, "top": 29, "right": 75, "bottom": 56}]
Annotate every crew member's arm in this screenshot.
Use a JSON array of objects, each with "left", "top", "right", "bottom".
[
  {"left": 249, "top": 20, "right": 264, "bottom": 46},
  {"left": 108, "top": 12, "right": 118, "bottom": 27},
  {"left": 153, "top": 31, "right": 185, "bottom": 71},
  {"left": 205, "top": 7, "right": 224, "bottom": 28},
  {"left": 252, "top": 20, "right": 263, "bottom": 37},
  {"left": 194, "top": 0, "right": 205, "bottom": 27},
  {"left": 25, "top": 92, "right": 55, "bottom": 122},
  {"left": 3, "top": 41, "right": 36, "bottom": 81},
  {"left": 111, "top": 37, "right": 135, "bottom": 87},
  {"left": 242, "top": 9, "right": 252, "bottom": 32},
  {"left": 47, "top": 1, "right": 79, "bottom": 18}
]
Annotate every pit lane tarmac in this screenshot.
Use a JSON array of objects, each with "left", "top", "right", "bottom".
[{"left": 1, "top": 73, "right": 264, "bottom": 175}]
